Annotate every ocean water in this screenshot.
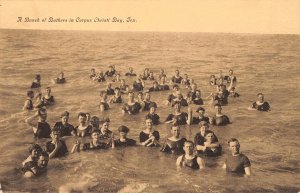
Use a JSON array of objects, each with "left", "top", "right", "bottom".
[{"left": 0, "top": 29, "right": 300, "bottom": 193}]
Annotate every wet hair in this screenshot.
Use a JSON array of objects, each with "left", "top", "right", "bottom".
[
  {"left": 102, "top": 117, "right": 110, "bottom": 123},
  {"left": 257, "top": 93, "right": 264, "bottom": 97},
  {"left": 38, "top": 108, "right": 47, "bottom": 116},
  {"left": 229, "top": 69, "right": 233, "bottom": 72},
  {"left": 149, "top": 103, "right": 157, "bottom": 109},
  {"left": 118, "top": 125, "right": 130, "bottom": 133},
  {"left": 35, "top": 74, "right": 41, "bottom": 80},
  {"left": 60, "top": 111, "right": 69, "bottom": 118},
  {"left": 171, "top": 124, "right": 180, "bottom": 130},
  {"left": 175, "top": 69, "right": 179, "bottom": 73},
  {"left": 172, "top": 84, "right": 179, "bottom": 89},
  {"left": 184, "top": 140, "right": 194, "bottom": 147},
  {"left": 115, "top": 87, "right": 120, "bottom": 91},
  {"left": 90, "top": 116, "right": 100, "bottom": 127},
  {"left": 199, "top": 121, "right": 209, "bottom": 127},
  {"left": 27, "top": 90, "right": 34, "bottom": 97},
  {"left": 28, "top": 144, "right": 43, "bottom": 154},
  {"left": 77, "top": 112, "right": 87, "bottom": 118},
  {"left": 40, "top": 151, "right": 49, "bottom": 158},
  {"left": 137, "top": 91, "right": 143, "bottom": 96},
  {"left": 227, "top": 138, "right": 240, "bottom": 146},
  {"left": 214, "top": 104, "right": 222, "bottom": 108},
  {"left": 196, "top": 107, "right": 205, "bottom": 113}
]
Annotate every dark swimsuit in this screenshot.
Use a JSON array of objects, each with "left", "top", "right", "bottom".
[
  {"left": 56, "top": 78, "right": 66, "bottom": 84},
  {"left": 161, "top": 138, "right": 186, "bottom": 155},
  {"left": 42, "top": 96, "right": 55, "bottom": 106},
  {"left": 172, "top": 76, "right": 183, "bottom": 84},
  {"left": 133, "top": 82, "right": 144, "bottom": 91},
  {"left": 143, "top": 101, "right": 157, "bottom": 111},
  {"left": 159, "top": 85, "right": 170, "bottom": 91},
  {"left": 106, "top": 88, "right": 115, "bottom": 95},
  {"left": 252, "top": 102, "right": 270, "bottom": 111},
  {"left": 125, "top": 72, "right": 137, "bottom": 76},
  {"left": 180, "top": 155, "right": 199, "bottom": 169},
  {"left": 123, "top": 102, "right": 142, "bottom": 115},
  {"left": 53, "top": 122, "right": 75, "bottom": 137},
  {"left": 100, "top": 102, "right": 109, "bottom": 110},
  {"left": 211, "top": 115, "right": 230, "bottom": 126},
  {"left": 111, "top": 95, "right": 122, "bottom": 103},
  {"left": 26, "top": 99, "right": 33, "bottom": 110},
  {"left": 165, "top": 112, "right": 188, "bottom": 125},
  {"left": 31, "top": 82, "right": 41, "bottom": 88},
  {"left": 114, "top": 138, "right": 136, "bottom": 147},
  {"left": 35, "top": 122, "right": 51, "bottom": 138},
  {"left": 145, "top": 113, "right": 160, "bottom": 125}
]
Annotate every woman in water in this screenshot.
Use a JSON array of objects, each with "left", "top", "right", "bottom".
[
  {"left": 145, "top": 104, "right": 160, "bottom": 125},
  {"left": 99, "top": 91, "right": 110, "bottom": 111},
  {"left": 171, "top": 70, "right": 183, "bottom": 84},
  {"left": 109, "top": 87, "right": 123, "bottom": 103},
  {"left": 248, "top": 93, "right": 270, "bottom": 112},
  {"left": 125, "top": 67, "right": 137, "bottom": 76},
  {"left": 210, "top": 104, "right": 230, "bottom": 126},
  {"left": 23, "top": 90, "right": 34, "bottom": 111},
  {"left": 161, "top": 125, "right": 186, "bottom": 155},
  {"left": 30, "top": 74, "right": 41, "bottom": 89},
  {"left": 165, "top": 101, "right": 190, "bottom": 126},
  {"left": 133, "top": 78, "right": 145, "bottom": 92},
  {"left": 122, "top": 91, "right": 142, "bottom": 115},
  {"left": 74, "top": 112, "right": 93, "bottom": 137},
  {"left": 139, "top": 119, "right": 160, "bottom": 147},
  {"left": 113, "top": 125, "right": 136, "bottom": 147},
  {"left": 42, "top": 87, "right": 55, "bottom": 106},
  {"left": 53, "top": 72, "right": 66, "bottom": 84}
]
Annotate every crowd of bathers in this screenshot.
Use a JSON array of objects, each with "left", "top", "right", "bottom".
[{"left": 20, "top": 65, "right": 271, "bottom": 179}]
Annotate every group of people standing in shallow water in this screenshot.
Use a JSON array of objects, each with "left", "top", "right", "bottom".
[{"left": 20, "top": 65, "right": 271, "bottom": 181}]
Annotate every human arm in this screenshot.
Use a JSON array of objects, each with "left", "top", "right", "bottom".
[
  {"left": 244, "top": 166, "right": 251, "bottom": 176},
  {"left": 23, "top": 100, "right": 31, "bottom": 111},
  {"left": 176, "top": 155, "right": 183, "bottom": 167},
  {"left": 197, "top": 157, "right": 205, "bottom": 169},
  {"left": 25, "top": 111, "right": 39, "bottom": 127},
  {"left": 186, "top": 107, "right": 193, "bottom": 125}
]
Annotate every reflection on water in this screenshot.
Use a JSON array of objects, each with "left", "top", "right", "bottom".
[{"left": 0, "top": 29, "right": 300, "bottom": 192}]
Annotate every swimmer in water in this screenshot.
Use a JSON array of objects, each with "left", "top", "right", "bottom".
[
  {"left": 186, "top": 83, "right": 198, "bottom": 101},
  {"left": 223, "top": 138, "right": 251, "bottom": 176},
  {"left": 158, "top": 68, "right": 166, "bottom": 80},
  {"left": 148, "top": 81, "right": 161, "bottom": 92},
  {"left": 137, "top": 91, "right": 144, "bottom": 104},
  {"left": 133, "top": 78, "right": 145, "bottom": 92},
  {"left": 139, "top": 68, "right": 150, "bottom": 80},
  {"left": 99, "top": 91, "right": 110, "bottom": 111},
  {"left": 22, "top": 144, "right": 43, "bottom": 167},
  {"left": 148, "top": 71, "right": 155, "bottom": 81},
  {"left": 30, "top": 74, "right": 41, "bottom": 89},
  {"left": 54, "top": 72, "right": 66, "bottom": 84},
  {"left": 191, "top": 90, "right": 204, "bottom": 105},
  {"left": 96, "top": 71, "right": 106, "bottom": 82},
  {"left": 210, "top": 104, "right": 230, "bottom": 126},
  {"left": 105, "top": 65, "right": 116, "bottom": 77},
  {"left": 99, "top": 118, "right": 114, "bottom": 148},
  {"left": 33, "top": 92, "right": 44, "bottom": 109},
  {"left": 122, "top": 91, "right": 142, "bottom": 115},
  {"left": 42, "top": 87, "right": 55, "bottom": 106},
  {"left": 187, "top": 107, "right": 209, "bottom": 125},
  {"left": 90, "top": 68, "right": 97, "bottom": 80},
  {"left": 212, "top": 84, "right": 229, "bottom": 106},
  {"left": 109, "top": 87, "right": 123, "bottom": 103},
  {"left": 171, "top": 69, "right": 183, "bottom": 84},
  {"left": 90, "top": 116, "right": 100, "bottom": 130},
  {"left": 112, "top": 73, "right": 121, "bottom": 82},
  {"left": 23, "top": 90, "right": 34, "bottom": 111},
  {"left": 142, "top": 91, "right": 157, "bottom": 111},
  {"left": 25, "top": 108, "right": 51, "bottom": 138},
  {"left": 113, "top": 125, "right": 136, "bottom": 147},
  {"left": 202, "top": 131, "right": 222, "bottom": 157},
  {"left": 139, "top": 119, "right": 160, "bottom": 147},
  {"left": 23, "top": 151, "right": 49, "bottom": 178},
  {"left": 105, "top": 82, "right": 115, "bottom": 95},
  {"left": 145, "top": 104, "right": 160, "bottom": 125},
  {"left": 171, "top": 91, "right": 188, "bottom": 107},
  {"left": 71, "top": 128, "right": 106, "bottom": 153},
  {"left": 119, "top": 79, "right": 129, "bottom": 94},
  {"left": 166, "top": 84, "right": 180, "bottom": 105},
  {"left": 46, "top": 129, "right": 68, "bottom": 159},
  {"left": 161, "top": 125, "right": 186, "bottom": 155},
  {"left": 210, "top": 74, "right": 217, "bottom": 86},
  {"left": 53, "top": 111, "right": 76, "bottom": 137},
  {"left": 159, "top": 75, "right": 170, "bottom": 91},
  {"left": 176, "top": 141, "right": 205, "bottom": 169},
  {"left": 248, "top": 93, "right": 270, "bottom": 112},
  {"left": 74, "top": 112, "right": 93, "bottom": 137},
  {"left": 165, "top": 101, "right": 190, "bottom": 126},
  {"left": 225, "top": 69, "right": 237, "bottom": 89},
  {"left": 125, "top": 67, "right": 137, "bottom": 76},
  {"left": 181, "top": 74, "right": 190, "bottom": 88}
]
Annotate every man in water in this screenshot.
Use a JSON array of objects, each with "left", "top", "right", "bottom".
[
  {"left": 210, "top": 104, "right": 230, "bottom": 126},
  {"left": 46, "top": 129, "right": 68, "bottom": 159},
  {"left": 25, "top": 108, "right": 51, "bottom": 138},
  {"left": 122, "top": 91, "right": 142, "bottom": 115},
  {"left": 145, "top": 104, "right": 160, "bottom": 125},
  {"left": 176, "top": 141, "right": 205, "bottom": 169},
  {"left": 187, "top": 107, "right": 210, "bottom": 125},
  {"left": 139, "top": 119, "right": 160, "bottom": 147},
  {"left": 23, "top": 151, "right": 49, "bottom": 178},
  {"left": 161, "top": 125, "right": 186, "bottom": 155},
  {"left": 53, "top": 111, "right": 76, "bottom": 137},
  {"left": 125, "top": 67, "right": 137, "bottom": 76},
  {"left": 113, "top": 125, "right": 136, "bottom": 147},
  {"left": 23, "top": 90, "right": 34, "bottom": 111},
  {"left": 248, "top": 93, "right": 270, "bottom": 112},
  {"left": 223, "top": 138, "right": 251, "bottom": 176},
  {"left": 30, "top": 74, "right": 41, "bottom": 88}
]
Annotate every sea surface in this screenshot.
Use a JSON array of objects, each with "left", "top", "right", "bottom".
[{"left": 0, "top": 29, "right": 300, "bottom": 193}]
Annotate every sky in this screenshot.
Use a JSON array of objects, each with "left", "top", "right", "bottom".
[{"left": 1, "top": 0, "right": 300, "bottom": 34}]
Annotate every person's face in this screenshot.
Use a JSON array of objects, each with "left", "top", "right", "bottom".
[
  {"left": 46, "top": 88, "right": 51, "bottom": 94},
  {"left": 137, "top": 94, "right": 143, "bottom": 100},
  {"left": 129, "top": 67, "right": 133, "bottom": 72},
  {"left": 205, "top": 133, "right": 214, "bottom": 142},
  {"left": 39, "top": 112, "right": 47, "bottom": 121},
  {"left": 91, "top": 69, "right": 95, "bottom": 73},
  {"left": 129, "top": 93, "right": 134, "bottom": 100},
  {"left": 78, "top": 115, "right": 87, "bottom": 124},
  {"left": 154, "top": 82, "right": 159, "bottom": 87},
  {"left": 102, "top": 122, "right": 109, "bottom": 131},
  {"left": 184, "top": 143, "right": 194, "bottom": 155},
  {"left": 161, "top": 76, "right": 166, "bottom": 83},
  {"left": 31, "top": 149, "right": 40, "bottom": 159},
  {"left": 91, "top": 132, "right": 100, "bottom": 140},
  {"left": 173, "top": 86, "right": 179, "bottom": 92},
  {"left": 160, "top": 69, "right": 164, "bottom": 74},
  {"left": 229, "top": 141, "right": 240, "bottom": 155},
  {"left": 229, "top": 70, "right": 233, "bottom": 75},
  {"left": 29, "top": 92, "right": 34, "bottom": 99},
  {"left": 38, "top": 156, "right": 49, "bottom": 168},
  {"left": 119, "top": 131, "right": 127, "bottom": 138},
  {"left": 215, "top": 106, "right": 222, "bottom": 114},
  {"left": 196, "top": 91, "right": 201, "bottom": 97},
  {"left": 191, "top": 84, "right": 197, "bottom": 90},
  {"left": 115, "top": 89, "right": 120, "bottom": 95},
  {"left": 174, "top": 103, "right": 181, "bottom": 111},
  {"left": 176, "top": 93, "right": 182, "bottom": 100},
  {"left": 107, "top": 83, "right": 112, "bottom": 88},
  {"left": 199, "top": 125, "right": 208, "bottom": 135},
  {"left": 175, "top": 70, "right": 179, "bottom": 76},
  {"left": 258, "top": 94, "right": 264, "bottom": 103},
  {"left": 146, "top": 119, "right": 153, "bottom": 129},
  {"left": 61, "top": 116, "right": 69, "bottom": 124},
  {"left": 171, "top": 127, "right": 180, "bottom": 138},
  {"left": 51, "top": 131, "right": 60, "bottom": 140},
  {"left": 145, "top": 93, "right": 150, "bottom": 100},
  {"left": 109, "top": 66, "right": 113, "bottom": 71},
  {"left": 198, "top": 110, "right": 205, "bottom": 117},
  {"left": 121, "top": 80, "right": 125, "bottom": 85},
  {"left": 150, "top": 107, "right": 156, "bottom": 114},
  {"left": 59, "top": 73, "right": 64, "bottom": 79}
]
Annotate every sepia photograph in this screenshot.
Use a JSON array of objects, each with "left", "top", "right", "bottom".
[{"left": 0, "top": 0, "right": 300, "bottom": 192}]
